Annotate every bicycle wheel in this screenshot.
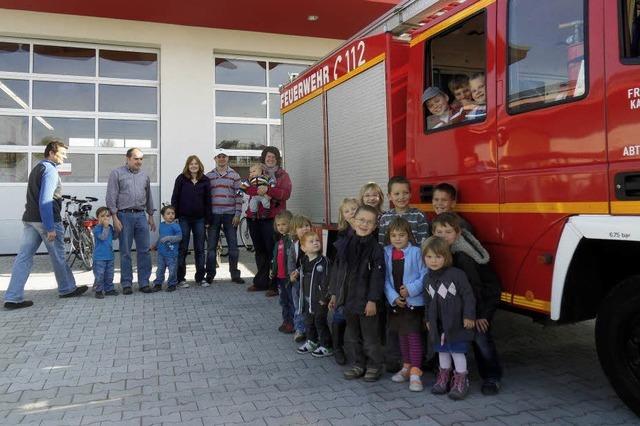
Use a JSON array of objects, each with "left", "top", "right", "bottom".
[
  {"left": 63, "top": 221, "right": 74, "bottom": 261},
  {"left": 219, "top": 231, "right": 229, "bottom": 257},
  {"left": 78, "top": 228, "right": 94, "bottom": 270},
  {"left": 238, "top": 217, "right": 253, "bottom": 252}
]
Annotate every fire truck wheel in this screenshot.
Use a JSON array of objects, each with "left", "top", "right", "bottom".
[{"left": 595, "top": 275, "right": 640, "bottom": 416}]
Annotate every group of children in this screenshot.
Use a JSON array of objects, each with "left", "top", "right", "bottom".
[
  {"left": 424, "top": 73, "right": 487, "bottom": 130},
  {"left": 272, "top": 177, "right": 502, "bottom": 400}
]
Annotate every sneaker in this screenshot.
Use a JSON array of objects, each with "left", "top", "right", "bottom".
[
  {"left": 139, "top": 286, "right": 152, "bottom": 294},
  {"left": 448, "top": 371, "right": 470, "bottom": 400},
  {"left": 201, "top": 280, "right": 210, "bottom": 288},
  {"left": 178, "top": 281, "right": 190, "bottom": 289},
  {"left": 432, "top": 368, "right": 452, "bottom": 395},
  {"left": 481, "top": 380, "right": 501, "bottom": 396},
  {"left": 122, "top": 287, "right": 133, "bottom": 295},
  {"left": 296, "top": 340, "right": 318, "bottom": 354},
  {"left": 265, "top": 289, "right": 278, "bottom": 297},
  {"left": 409, "top": 368, "right": 424, "bottom": 392},
  {"left": 231, "top": 277, "right": 245, "bottom": 284},
  {"left": 95, "top": 291, "right": 104, "bottom": 299},
  {"left": 391, "top": 366, "right": 410, "bottom": 383},
  {"left": 4, "top": 301, "right": 34, "bottom": 310},
  {"left": 343, "top": 366, "right": 365, "bottom": 380},
  {"left": 104, "top": 290, "right": 119, "bottom": 296},
  {"left": 166, "top": 286, "right": 176, "bottom": 292},
  {"left": 152, "top": 285, "right": 162, "bottom": 292},
  {"left": 363, "top": 368, "right": 383, "bottom": 382},
  {"left": 311, "top": 346, "right": 334, "bottom": 358},
  {"left": 293, "top": 331, "right": 306, "bottom": 343},
  {"left": 59, "top": 285, "right": 88, "bottom": 298}
]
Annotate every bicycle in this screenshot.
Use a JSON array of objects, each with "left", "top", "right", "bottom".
[
  {"left": 219, "top": 216, "right": 254, "bottom": 257},
  {"left": 62, "top": 195, "right": 98, "bottom": 270}
]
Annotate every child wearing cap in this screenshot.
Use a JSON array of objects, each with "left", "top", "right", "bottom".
[{"left": 423, "top": 86, "right": 464, "bottom": 130}]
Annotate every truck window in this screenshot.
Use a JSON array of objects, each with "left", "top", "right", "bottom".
[
  {"left": 621, "top": 0, "right": 640, "bottom": 60},
  {"left": 507, "top": 0, "right": 587, "bottom": 114},
  {"left": 423, "top": 11, "right": 486, "bottom": 133}
]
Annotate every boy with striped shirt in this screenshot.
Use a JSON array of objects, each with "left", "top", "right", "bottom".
[{"left": 378, "top": 176, "right": 430, "bottom": 246}]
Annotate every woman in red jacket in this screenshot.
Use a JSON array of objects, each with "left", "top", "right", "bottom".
[{"left": 245, "top": 147, "right": 292, "bottom": 295}]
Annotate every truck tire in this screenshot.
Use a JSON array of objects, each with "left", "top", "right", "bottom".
[{"left": 595, "top": 275, "right": 640, "bottom": 416}]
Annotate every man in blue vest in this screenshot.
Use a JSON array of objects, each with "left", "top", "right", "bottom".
[{"left": 4, "top": 137, "right": 88, "bottom": 309}]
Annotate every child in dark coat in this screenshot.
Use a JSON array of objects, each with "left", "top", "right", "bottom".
[
  {"left": 433, "top": 212, "right": 503, "bottom": 395},
  {"left": 295, "top": 231, "right": 333, "bottom": 357},
  {"left": 423, "top": 236, "right": 476, "bottom": 400},
  {"left": 329, "top": 205, "right": 385, "bottom": 382}
]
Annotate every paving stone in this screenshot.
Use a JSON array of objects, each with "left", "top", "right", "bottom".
[{"left": 0, "top": 252, "right": 636, "bottom": 425}]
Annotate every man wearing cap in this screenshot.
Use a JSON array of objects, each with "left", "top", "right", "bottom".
[
  {"left": 106, "top": 147, "right": 156, "bottom": 294},
  {"left": 423, "top": 86, "right": 464, "bottom": 130},
  {"left": 205, "top": 149, "right": 244, "bottom": 285}
]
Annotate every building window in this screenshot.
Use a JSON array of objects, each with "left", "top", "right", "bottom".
[
  {"left": 507, "top": 0, "right": 587, "bottom": 113},
  {"left": 213, "top": 54, "right": 308, "bottom": 166},
  {"left": 0, "top": 39, "right": 159, "bottom": 183}
]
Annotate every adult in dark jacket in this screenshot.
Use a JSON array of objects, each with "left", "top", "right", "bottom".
[
  {"left": 245, "top": 147, "right": 292, "bottom": 293},
  {"left": 171, "top": 155, "right": 211, "bottom": 286},
  {"left": 4, "top": 138, "right": 88, "bottom": 309},
  {"left": 329, "top": 205, "right": 386, "bottom": 382}
]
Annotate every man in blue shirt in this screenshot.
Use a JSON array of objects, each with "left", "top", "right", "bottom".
[{"left": 4, "top": 138, "right": 88, "bottom": 309}]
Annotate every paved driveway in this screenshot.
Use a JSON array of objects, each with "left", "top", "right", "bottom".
[{"left": 0, "top": 252, "right": 637, "bottom": 425}]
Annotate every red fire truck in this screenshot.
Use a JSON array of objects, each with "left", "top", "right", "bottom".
[{"left": 281, "top": 0, "right": 640, "bottom": 414}]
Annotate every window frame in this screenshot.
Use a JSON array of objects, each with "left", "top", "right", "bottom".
[
  {"left": 619, "top": 0, "right": 640, "bottom": 65},
  {"left": 0, "top": 37, "right": 160, "bottom": 185},
  {"left": 423, "top": 10, "right": 488, "bottom": 135},
  {"left": 213, "top": 53, "right": 311, "bottom": 157},
  {"left": 505, "top": 0, "right": 590, "bottom": 116}
]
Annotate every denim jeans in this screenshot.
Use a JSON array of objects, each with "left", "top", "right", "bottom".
[
  {"left": 5, "top": 221, "right": 77, "bottom": 302},
  {"left": 205, "top": 214, "right": 240, "bottom": 281},
  {"left": 247, "top": 218, "right": 275, "bottom": 290},
  {"left": 177, "top": 217, "right": 206, "bottom": 283},
  {"left": 154, "top": 254, "right": 178, "bottom": 287},
  {"left": 117, "top": 211, "right": 151, "bottom": 289},
  {"left": 291, "top": 280, "right": 306, "bottom": 333},
  {"left": 473, "top": 328, "right": 503, "bottom": 382},
  {"left": 276, "top": 277, "right": 294, "bottom": 324},
  {"left": 93, "top": 259, "right": 115, "bottom": 292}
]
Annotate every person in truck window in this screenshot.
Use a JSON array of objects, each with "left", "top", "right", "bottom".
[
  {"left": 423, "top": 86, "right": 464, "bottom": 130},
  {"left": 463, "top": 73, "right": 487, "bottom": 121},
  {"left": 448, "top": 75, "right": 475, "bottom": 110}
]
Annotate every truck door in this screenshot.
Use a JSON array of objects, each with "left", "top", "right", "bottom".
[
  {"left": 406, "top": 0, "right": 499, "bottom": 244},
  {"left": 604, "top": 0, "right": 640, "bottom": 212},
  {"left": 495, "top": 0, "right": 607, "bottom": 312}
]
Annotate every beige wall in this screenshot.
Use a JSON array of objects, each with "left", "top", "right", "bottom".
[{"left": 0, "top": 9, "right": 340, "bottom": 253}]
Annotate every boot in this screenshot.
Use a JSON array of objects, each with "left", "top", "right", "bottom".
[
  {"left": 448, "top": 371, "right": 470, "bottom": 400},
  {"left": 332, "top": 321, "right": 347, "bottom": 365},
  {"left": 431, "top": 367, "right": 451, "bottom": 395}
]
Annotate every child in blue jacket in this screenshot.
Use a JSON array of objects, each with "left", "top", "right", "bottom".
[
  {"left": 152, "top": 205, "right": 182, "bottom": 292},
  {"left": 383, "top": 217, "right": 428, "bottom": 392}
]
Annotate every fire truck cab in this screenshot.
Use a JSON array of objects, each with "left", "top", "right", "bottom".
[{"left": 280, "top": 0, "right": 640, "bottom": 414}]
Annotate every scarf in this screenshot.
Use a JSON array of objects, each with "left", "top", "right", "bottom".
[
  {"left": 451, "top": 229, "right": 490, "bottom": 265},
  {"left": 264, "top": 164, "right": 278, "bottom": 180}
]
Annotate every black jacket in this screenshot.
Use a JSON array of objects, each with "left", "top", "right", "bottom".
[
  {"left": 297, "top": 255, "right": 331, "bottom": 314},
  {"left": 170, "top": 174, "right": 212, "bottom": 222},
  {"left": 329, "top": 233, "right": 385, "bottom": 315},
  {"left": 453, "top": 252, "right": 501, "bottom": 319}
]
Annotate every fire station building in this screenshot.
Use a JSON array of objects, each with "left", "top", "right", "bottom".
[{"left": 0, "top": 1, "right": 400, "bottom": 254}]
